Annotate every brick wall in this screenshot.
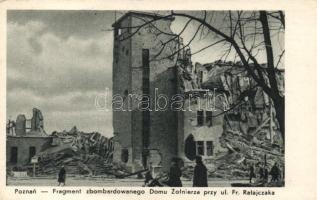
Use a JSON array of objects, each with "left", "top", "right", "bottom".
[
  {"left": 6, "top": 136, "right": 52, "bottom": 167},
  {"left": 113, "top": 12, "right": 179, "bottom": 171}
]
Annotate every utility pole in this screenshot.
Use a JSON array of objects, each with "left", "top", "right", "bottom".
[
  {"left": 31, "top": 156, "right": 38, "bottom": 177},
  {"left": 33, "top": 163, "right": 36, "bottom": 177}
]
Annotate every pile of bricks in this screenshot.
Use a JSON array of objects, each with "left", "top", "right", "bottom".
[
  {"left": 210, "top": 128, "right": 284, "bottom": 179},
  {"left": 35, "top": 127, "right": 116, "bottom": 176}
]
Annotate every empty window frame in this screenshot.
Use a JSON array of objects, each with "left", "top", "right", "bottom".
[
  {"left": 197, "top": 110, "right": 204, "bottom": 126},
  {"left": 10, "top": 146, "right": 18, "bottom": 164},
  {"left": 121, "top": 148, "right": 129, "bottom": 163},
  {"left": 206, "top": 141, "right": 214, "bottom": 156},
  {"left": 196, "top": 141, "right": 204, "bottom": 156},
  {"left": 206, "top": 111, "right": 213, "bottom": 127},
  {"left": 199, "top": 71, "right": 203, "bottom": 86}
]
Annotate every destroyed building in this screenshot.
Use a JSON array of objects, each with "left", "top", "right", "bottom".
[
  {"left": 194, "top": 61, "right": 284, "bottom": 144},
  {"left": 7, "top": 109, "right": 114, "bottom": 176},
  {"left": 177, "top": 90, "right": 228, "bottom": 163},
  {"left": 35, "top": 127, "right": 114, "bottom": 176},
  {"left": 6, "top": 11, "right": 284, "bottom": 180},
  {"left": 112, "top": 11, "right": 284, "bottom": 177},
  {"left": 112, "top": 11, "right": 179, "bottom": 172},
  {"left": 6, "top": 108, "right": 53, "bottom": 167},
  {"left": 189, "top": 61, "right": 284, "bottom": 177}
]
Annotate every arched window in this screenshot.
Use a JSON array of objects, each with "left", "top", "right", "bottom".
[
  {"left": 121, "top": 148, "right": 129, "bottom": 163},
  {"left": 184, "top": 134, "right": 196, "bottom": 161}
]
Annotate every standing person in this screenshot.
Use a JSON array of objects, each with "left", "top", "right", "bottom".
[
  {"left": 258, "top": 162, "right": 265, "bottom": 181},
  {"left": 193, "top": 156, "right": 208, "bottom": 187},
  {"left": 58, "top": 165, "right": 66, "bottom": 186},
  {"left": 270, "top": 162, "right": 280, "bottom": 182},
  {"left": 167, "top": 158, "right": 182, "bottom": 187},
  {"left": 249, "top": 163, "right": 256, "bottom": 183},
  {"left": 144, "top": 168, "right": 153, "bottom": 186},
  {"left": 263, "top": 164, "right": 269, "bottom": 183}
]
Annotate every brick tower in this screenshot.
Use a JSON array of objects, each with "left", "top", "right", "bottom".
[{"left": 112, "top": 11, "right": 179, "bottom": 172}]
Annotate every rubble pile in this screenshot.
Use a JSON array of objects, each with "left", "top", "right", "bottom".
[
  {"left": 210, "top": 125, "right": 284, "bottom": 179},
  {"left": 181, "top": 131, "right": 283, "bottom": 180},
  {"left": 35, "top": 126, "right": 116, "bottom": 176},
  {"left": 192, "top": 61, "right": 284, "bottom": 180}
]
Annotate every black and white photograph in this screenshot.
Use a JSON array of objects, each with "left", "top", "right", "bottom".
[{"left": 6, "top": 10, "right": 285, "bottom": 187}]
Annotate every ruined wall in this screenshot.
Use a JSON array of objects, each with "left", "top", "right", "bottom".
[
  {"left": 112, "top": 16, "right": 133, "bottom": 166},
  {"left": 130, "top": 14, "right": 179, "bottom": 171},
  {"left": 179, "top": 92, "right": 228, "bottom": 163},
  {"left": 112, "top": 13, "right": 179, "bottom": 171},
  {"left": 15, "top": 115, "right": 26, "bottom": 136},
  {"left": 31, "top": 108, "right": 44, "bottom": 132},
  {"left": 6, "top": 136, "right": 52, "bottom": 166}
]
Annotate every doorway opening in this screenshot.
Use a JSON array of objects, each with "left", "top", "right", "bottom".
[{"left": 10, "top": 146, "right": 18, "bottom": 164}]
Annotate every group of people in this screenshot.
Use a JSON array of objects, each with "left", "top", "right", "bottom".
[
  {"left": 57, "top": 157, "right": 282, "bottom": 187},
  {"left": 57, "top": 156, "right": 208, "bottom": 187},
  {"left": 249, "top": 162, "right": 282, "bottom": 184},
  {"left": 144, "top": 155, "right": 208, "bottom": 187}
]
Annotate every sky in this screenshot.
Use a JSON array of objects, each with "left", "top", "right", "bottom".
[
  {"left": 7, "top": 10, "right": 116, "bottom": 136},
  {"left": 7, "top": 10, "right": 284, "bottom": 137}
]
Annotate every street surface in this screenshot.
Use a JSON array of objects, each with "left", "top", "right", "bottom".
[{"left": 7, "top": 176, "right": 249, "bottom": 187}]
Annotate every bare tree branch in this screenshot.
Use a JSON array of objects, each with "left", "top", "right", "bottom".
[
  {"left": 275, "top": 50, "right": 285, "bottom": 69},
  {"left": 191, "top": 39, "right": 226, "bottom": 55}
]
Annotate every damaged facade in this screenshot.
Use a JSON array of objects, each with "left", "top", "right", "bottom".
[
  {"left": 183, "top": 61, "right": 284, "bottom": 178},
  {"left": 112, "top": 11, "right": 284, "bottom": 176},
  {"left": 112, "top": 11, "right": 179, "bottom": 171},
  {"left": 6, "top": 108, "right": 52, "bottom": 167},
  {"left": 6, "top": 109, "right": 114, "bottom": 176},
  {"left": 35, "top": 127, "right": 114, "bottom": 176}
]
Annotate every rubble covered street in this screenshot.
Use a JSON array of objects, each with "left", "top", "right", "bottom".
[{"left": 7, "top": 176, "right": 249, "bottom": 187}]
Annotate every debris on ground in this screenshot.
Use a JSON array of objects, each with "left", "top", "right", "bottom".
[{"left": 33, "top": 126, "right": 121, "bottom": 176}]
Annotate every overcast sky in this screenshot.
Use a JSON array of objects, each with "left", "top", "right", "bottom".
[
  {"left": 7, "top": 10, "right": 284, "bottom": 137},
  {"left": 7, "top": 10, "right": 116, "bottom": 136}
]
